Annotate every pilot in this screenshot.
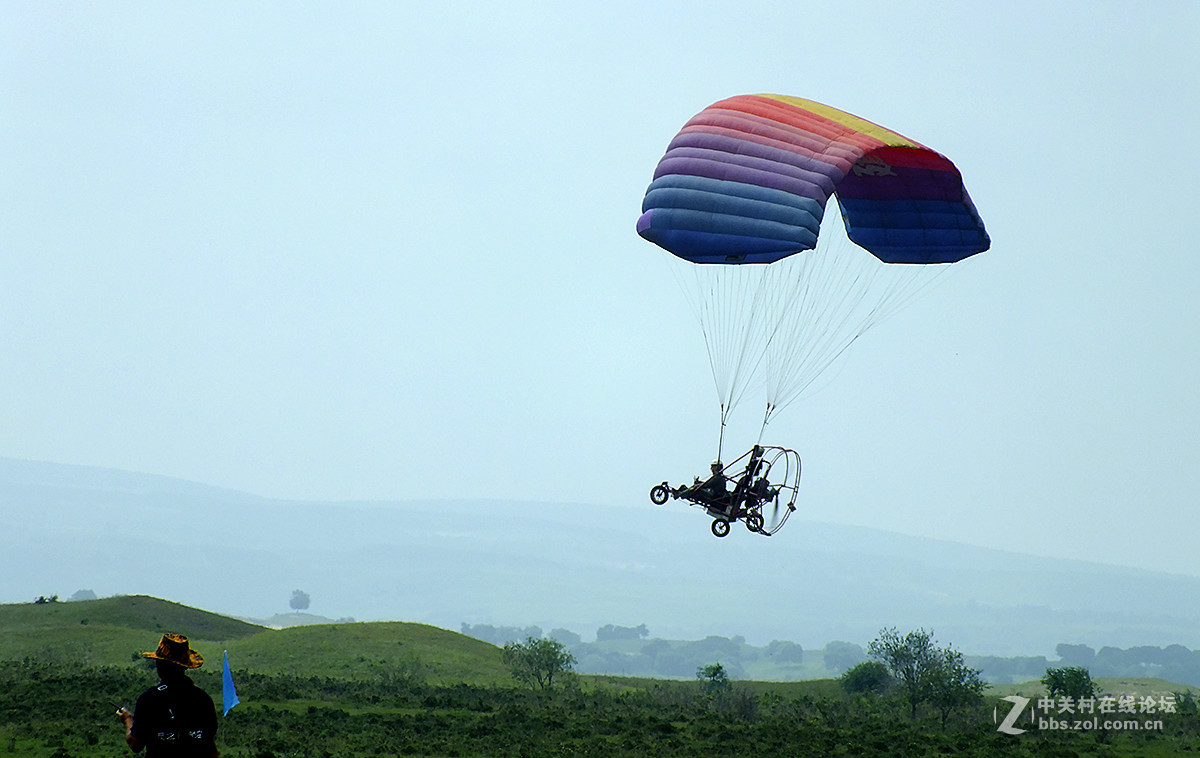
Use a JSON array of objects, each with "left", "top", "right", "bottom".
[{"left": 699, "top": 460, "right": 731, "bottom": 506}]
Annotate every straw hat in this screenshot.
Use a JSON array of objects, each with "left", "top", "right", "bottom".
[{"left": 141, "top": 633, "right": 204, "bottom": 669}]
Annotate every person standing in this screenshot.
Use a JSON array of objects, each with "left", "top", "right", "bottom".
[{"left": 117, "top": 633, "right": 219, "bottom": 757}]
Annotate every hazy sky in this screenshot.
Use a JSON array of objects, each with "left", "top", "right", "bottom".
[{"left": 4, "top": 3, "right": 1199, "bottom": 575}]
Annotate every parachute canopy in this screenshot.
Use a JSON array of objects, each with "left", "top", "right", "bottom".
[
  {"left": 636, "top": 94, "right": 990, "bottom": 265},
  {"left": 636, "top": 95, "right": 990, "bottom": 447}
]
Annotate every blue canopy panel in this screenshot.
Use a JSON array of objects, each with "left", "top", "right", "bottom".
[
  {"left": 637, "top": 175, "right": 824, "bottom": 264},
  {"left": 838, "top": 196, "right": 992, "bottom": 264}
]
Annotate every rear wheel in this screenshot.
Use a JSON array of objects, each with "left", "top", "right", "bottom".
[
  {"left": 745, "top": 512, "right": 764, "bottom": 533},
  {"left": 711, "top": 519, "right": 731, "bottom": 538}
]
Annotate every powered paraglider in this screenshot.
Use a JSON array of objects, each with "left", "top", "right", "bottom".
[{"left": 638, "top": 94, "right": 989, "bottom": 536}]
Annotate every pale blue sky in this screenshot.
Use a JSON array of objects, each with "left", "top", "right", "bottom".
[{"left": 3, "top": 2, "right": 1199, "bottom": 573}]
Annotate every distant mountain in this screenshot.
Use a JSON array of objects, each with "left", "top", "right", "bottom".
[
  {"left": 245, "top": 612, "right": 353, "bottom": 628},
  {"left": 3, "top": 456, "right": 1200, "bottom": 657}
]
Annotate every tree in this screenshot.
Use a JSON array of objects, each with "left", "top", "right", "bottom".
[
  {"left": 289, "top": 589, "right": 311, "bottom": 612},
  {"left": 696, "top": 662, "right": 730, "bottom": 696},
  {"left": 927, "top": 650, "right": 986, "bottom": 728},
  {"left": 868, "top": 627, "right": 982, "bottom": 721},
  {"left": 868, "top": 627, "right": 939, "bottom": 719},
  {"left": 596, "top": 624, "right": 649, "bottom": 641},
  {"left": 1055, "top": 643, "right": 1096, "bottom": 668},
  {"left": 549, "top": 628, "right": 581, "bottom": 646},
  {"left": 824, "top": 641, "right": 867, "bottom": 674},
  {"left": 765, "top": 640, "right": 804, "bottom": 664},
  {"left": 840, "top": 661, "right": 893, "bottom": 695},
  {"left": 502, "top": 637, "right": 576, "bottom": 690},
  {"left": 1160, "top": 645, "right": 1200, "bottom": 687},
  {"left": 1042, "top": 666, "right": 1099, "bottom": 700}
]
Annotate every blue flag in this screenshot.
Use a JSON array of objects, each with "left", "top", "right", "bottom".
[{"left": 222, "top": 650, "right": 240, "bottom": 716}]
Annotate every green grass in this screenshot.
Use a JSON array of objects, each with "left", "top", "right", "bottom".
[
  {"left": 0, "top": 596, "right": 263, "bottom": 669},
  {"left": 986, "top": 676, "right": 1197, "bottom": 698},
  {"left": 0, "top": 595, "right": 263, "bottom": 639},
  {"left": 225, "top": 621, "right": 511, "bottom": 684}
]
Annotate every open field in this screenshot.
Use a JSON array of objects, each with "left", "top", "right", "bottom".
[{"left": 4, "top": 596, "right": 1199, "bottom": 757}]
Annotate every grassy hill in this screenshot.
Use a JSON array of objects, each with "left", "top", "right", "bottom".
[
  {"left": 0, "top": 595, "right": 510, "bottom": 685},
  {"left": 228, "top": 621, "right": 510, "bottom": 684},
  {"left": 0, "top": 595, "right": 263, "bottom": 667},
  {"left": 0, "top": 594, "right": 263, "bottom": 638}
]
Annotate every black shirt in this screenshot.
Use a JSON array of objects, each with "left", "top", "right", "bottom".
[{"left": 131, "top": 676, "right": 218, "bottom": 757}]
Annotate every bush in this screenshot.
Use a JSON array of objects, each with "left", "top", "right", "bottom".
[
  {"left": 841, "top": 661, "right": 893, "bottom": 695},
  {"left": 1041, "top": 666, "right": 1099, "bottom": 699}
]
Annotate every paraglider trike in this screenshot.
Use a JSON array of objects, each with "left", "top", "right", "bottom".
[{"left": 650, "top": 445, "right": 800, "bottom": 537}]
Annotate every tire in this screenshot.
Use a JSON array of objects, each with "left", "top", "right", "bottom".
[
  {"left": 650, "top": 485, "right": 669, "bottom": 506},
  {"left": 711, "top": 519, "right": 731, "bottom": 538},
  {"left": 745, "top": 513, "right": 764, "bottom": 533}
]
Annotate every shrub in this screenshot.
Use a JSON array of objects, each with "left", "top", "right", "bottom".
[{"left": 841, "top": 661, "right": 893, "bottom": 695}]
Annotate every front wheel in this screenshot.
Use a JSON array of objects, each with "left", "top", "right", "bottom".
[
  {"left": 711, "top": 519, "right": 731, "bottom": 538},
  {"left": 650, "top": 484, "right": 669, "bottom": 506}
]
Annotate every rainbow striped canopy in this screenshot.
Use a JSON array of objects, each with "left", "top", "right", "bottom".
[{"left": 636, "top": 94, "right": 990, "bottom": 265}]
